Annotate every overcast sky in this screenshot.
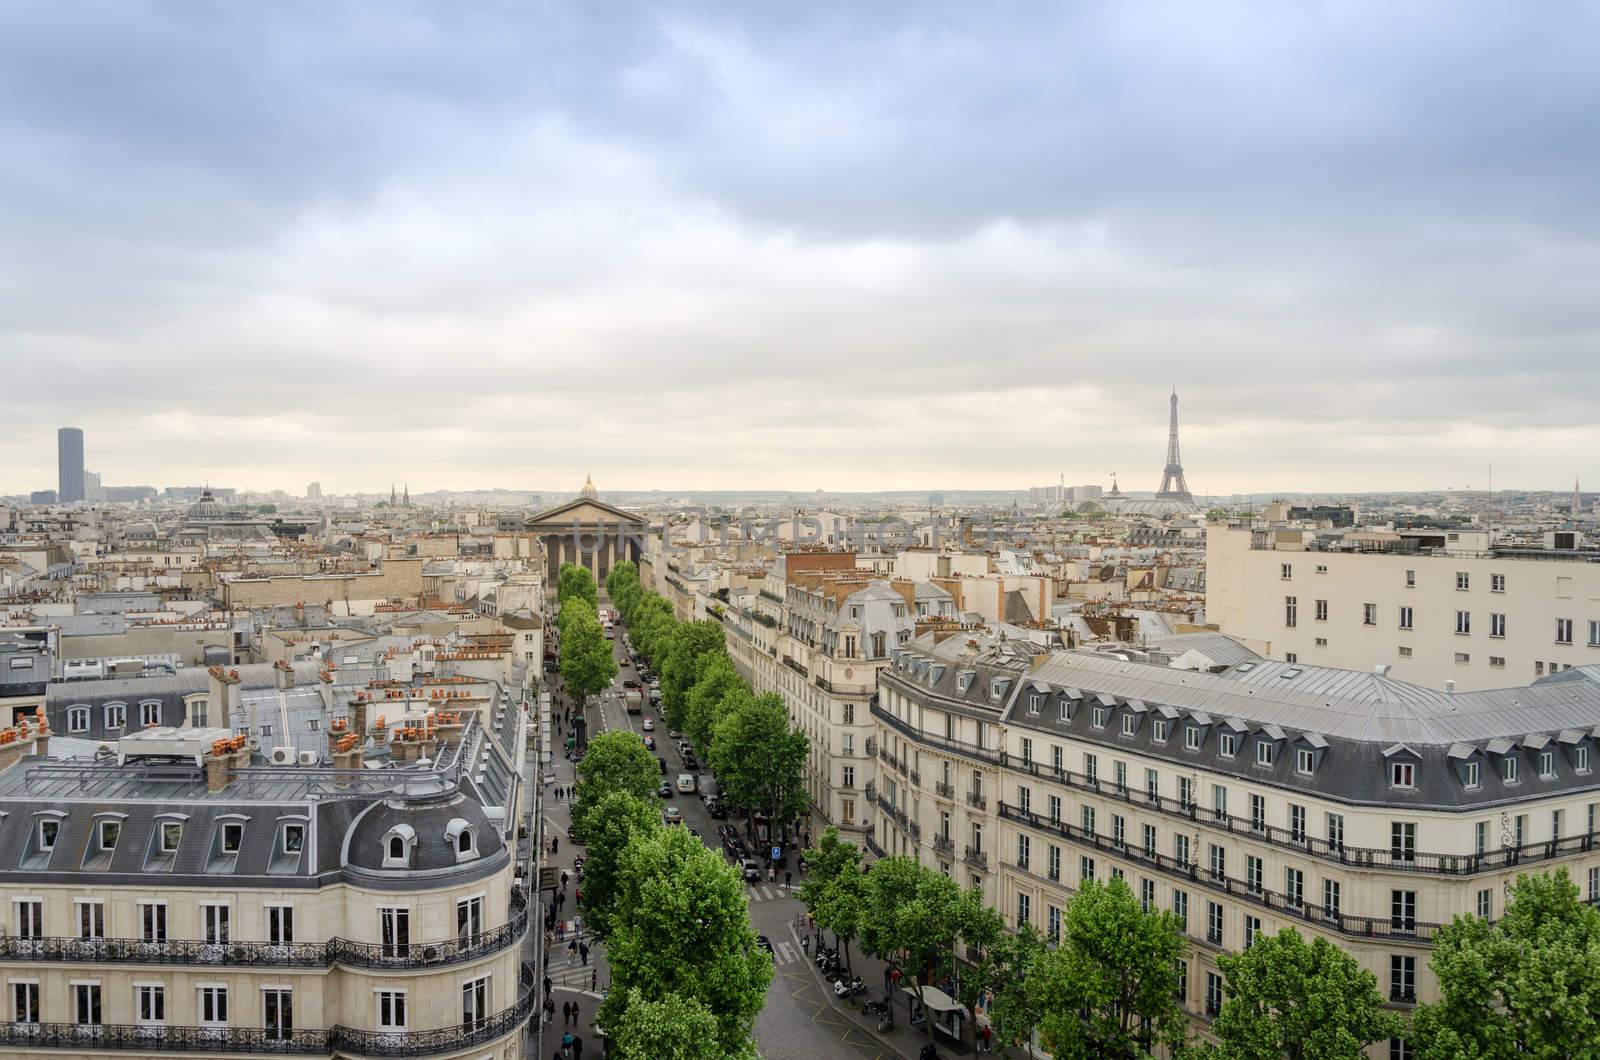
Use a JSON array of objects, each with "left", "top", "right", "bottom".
[{"left": 2, "top": 2, "right": 1596, "bottom": 497}]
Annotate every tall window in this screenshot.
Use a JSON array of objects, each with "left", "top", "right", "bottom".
[
  {"left": 1315, "top": 599, "right": 1328, "bottom": 622},
  {"left": 1455, "top": 610, "right": 1471, "bottom": 635},
  {"left": 1285, "top": 596, "right": 1298, "bottom": 628},
  {"left": 1391, "top": 890, "right": 1417, "bottom": 931},
  {"left": 1323, "top": 879, "right": 1341, "bottom": 917},
  {"left": 264, "top": 989, "right": 293, "bottom": 1041},
  {"left": 377, "top": 990, "right": 407, "bottom": 1030},
  {"left": 198, "top": 985, "right": 229, "bottom": 1026},
  {"left": 380, "top": 908, "right": 410, "bottom": 958},
  {"left": 1390, "top": 955, "right": 1416, "bottom": 1002},
  {"left": 11, "top": 981, "right": 39, "bottom": 1025},
  {"left": 73, "top": 982, "right": 102, "bottom": 1026},
  {"left": 136, "top": 984, "right": 165, "bottom": 1024},
  {"left": 1172, "top": 890, "right": 1188, "bottom": 930},
  {"left": 1398, "top": 606, "right": 1413, "bottom": 630},
  {"left": 1364, "top": 603, "right": 1377, "bottom": 626},
  {"left": 1285, "top": 867, "right": 1304, "bottom": 908},
  {"left": 1206, "top": 901, "right": 1223, "bottom": 944},
  {"left": 138, "top": 902, "right": 167, "bottom": 942},
  {"left": 77, "top": 900, "right": 105, "bottom": 940},
  {"left": 201, "top": 904, "right": 229, "bottom": 944},
  {"left": 1017, "top": 834, "right": 1031, "bottom": 870},
  {"left": 462, "top": 976, "right": 490, "bottom": 1029},
  {"left": 266, "top": 905, "right": 294, "bottom": 945},
  {"left": 1557, "top": 618, "right": 1574, "bottom": 645},
  {"left": 1016, "top": 893, "right": 1031, "bottom": 926},
  {"left": 1391, "top": 822, "right": 1417, "bottom": 862},
  {"left": 1490, "top": 613, "right": 1506, "bottom": 637}
]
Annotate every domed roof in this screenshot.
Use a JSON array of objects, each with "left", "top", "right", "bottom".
[
  {"left": 579, "top": 473, "right": 598, "bottom": 500},
  {"left": 186, "top": 488, "right": 227, "bottom": 522},
  {"left": 344, "top": 789, "right": 499, "bottom": 874}
]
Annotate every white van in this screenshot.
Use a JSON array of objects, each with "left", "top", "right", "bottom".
[{"left": 676, "top": 773, "right": 697, "bottom": 794}]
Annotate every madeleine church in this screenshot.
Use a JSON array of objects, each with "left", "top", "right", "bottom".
[{"left": 524, "top": 475, "right": 647, "bottom": 583}]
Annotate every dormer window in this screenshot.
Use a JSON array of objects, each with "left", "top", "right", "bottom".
[
  {"left": 1121, "top": 713, "right": 1138, "bottom": 738},
  {"left": 1503, "top": 757, "right": 1519, "bottom": 784},
  {"left": 445, "top": 818, "right": 480, "bottom": 863},
  {"left": 1219, "top": 734, "right": 1238, "bottom": 757},
  {"left": 139, "top": 701, "right": 161, "bottom": 727},
  {"left": 1256, "top": 742, "right": 1276, "bottom": 768},
  {"left": 38, "top": 819, "right": 59, "bottom": 851},
  {"left": 98, "top": 820, "right": 121, "bottom": 852},
  {"left": 1539, "top": 750, "right": 1556, "bottom": 779},
  {"left": 1029, "top": 694, "right": 1043, "bottom": 714},
  {"left": 1391, "top": 762, "right": 1415, "bottom": 789},
  {"left": 1578, "top": 746, "right": 1591, "bottom": 774},
  {"left": 161, "top": 822, "right": 183, "bottom": 854},
  {"left": 105, "top": 703, "right": 126, "bottom": 730},
  {"left": 222, "top": 823, "right": 244, "bottom": 854},
  {"left": 383, "top": 824, "right": 417, "bottom": 869},
  {"left": 1152, "top": 720, "right": 1169, "bottom": 743},
  {"left": 1463, "top": 761, "right": 1481, "bottom": 789},
  {"left": 66, "top": 706, "right": 90, "bottom": 734},
  {"left": 1058, "top": 699, "right": 1073, "bottom": 722},
  {"left": 1296, "top": 748, "right": 1314, "bottom": 775},
  {"left": 283, "top": 824, "right": 305, "bottom": 853},
  {"left": 1185, "top": 727, "right": 1201, "bottom": 751},
  {"left": 956, "top": 672, "right": 974, "bottom": 694}
]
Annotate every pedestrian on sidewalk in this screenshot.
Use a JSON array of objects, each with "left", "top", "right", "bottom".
[
  {"left": 981, "top": 1023, "right": 994, "bottom": 1052},
  {"left": 579, "top": 941, "right": 590, "bottom": 964},
  {"left": 784, "top": 869, "right": 792, "bottom": 891},
  {"left": 569, "top": 937, "right": 578, "bottom": 959}
]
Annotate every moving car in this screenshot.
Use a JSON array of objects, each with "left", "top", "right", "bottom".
[
  {"left": 663, "top": 806, "right": 682, "bottom": 824},
  {"left": 642, "top": 736, "right": 656, "bottom": 750},
  {"left": 739, "top": 858, "right": 763, "bottom": 883},
  {"left": 657, "top": 782, "right": 673, "bottom": 798},
  {"left": 657, "top": 756, "right": 668, "bottom": 774},
  {"left": 676, "top": 773, "right": 697, "bottom": 794},
  {"left": 641, "top": 718, "right": 654, "bottom": 731}
]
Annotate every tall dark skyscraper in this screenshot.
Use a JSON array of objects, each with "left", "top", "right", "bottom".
[{"left": 57, "top": 427, "right": 84, "bottom": 503}]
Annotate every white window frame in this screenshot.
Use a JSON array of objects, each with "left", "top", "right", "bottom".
[
  {"left": 10, "top": 979, "right": 40, "bottom": 1025},
  {"left": 265, "top": 904, "right": 294, "bottom": 946},
  {"left": 71, "top": 980, "right": 102, "bottom": 1027},
  {"left": 104, "top": 703, "right": 126, "bottom": 730},
  {"left": 197, "top": 983, "right": 229, "bottom": 1027},
  {"left": 138, "top": 701, "right": 161, "bottom": 728},
  {"left": 376, "top": 988, "right": 408, "bottom": 1031},
  {"left": 1296, "top": 748, "right": 1314, "bottom": 775},
  {"left": 1255, "top": 741, "right": 1275, "bottom": 767},
  {"left": 461, "top": 974, "right": 490, "bottom": 1027},
  {"left": 201, "top": 902, "right": 231, "bottom": 944},
  {"left": 67, "top": 706, "right": 90, "bottom": 734},
  {"left": 1391, "top": 761, "right": 1416, "bottom": 789},
  {"left": 75, "top": 898, "right": 106, "bottom": 940},
  {"left": 135, "top": 982, "right": 166, "bottom": 1025}
]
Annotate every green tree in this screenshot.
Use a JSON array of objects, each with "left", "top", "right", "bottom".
[
  {"left": 660, "top": 620, "right": 727, "bottom": 731},
  {"left": 1205, "top": 928, "right": 1399, "bottom": 1060},
  {"left": 799, "top": 826, "right": 862, "bottom": 900},
  {"left": 606, "top": 988, "right": 732, "bottom": 1060},
  {"left": 574, "top": 791, "right": 661, "bottom": 940},
  {"left": 558, "top": 562, "right": 598, "bottom": 606},
  {"left": 599, "top": 826, "right": 772, "bottom": 1057},
  {"left": 573, "top": 730, "right": 660, "bottom": 838},
  {"left": 1413, "top": 869, "right": 1600, "bottom": 1060},
  {"left": 710, "top": 691, "right": 808, "bottom": 840},
  {"left": 559, "top": 597, "right": 617, "bottom": 709},
  {"left": 798, "top": 828, "right": 869, "bottom": 970},
  {"left": 684, "top": 653, "right": 745, "bottom": 755},
  {"left": 630, "top": 595, "right": 676, "bottom": 663},
  {"left": 1026, "top": 876, "right": 1189, "bottom": 1059},
  {"left": 857, "top": 856, "right": 993, "bottom": 1043},
  {"left": 968, "top": 921, "right": 1047, "bottom": 1056}
]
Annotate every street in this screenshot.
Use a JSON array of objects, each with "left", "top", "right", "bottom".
[{"left": 534, "top": 594, "right": 896, "bottom": 1059}]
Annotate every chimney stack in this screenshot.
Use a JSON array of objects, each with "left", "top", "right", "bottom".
[{"left": 273, "top": 659, "right": 294, "bottom": 691}]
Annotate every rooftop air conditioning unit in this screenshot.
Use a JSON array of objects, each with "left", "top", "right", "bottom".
[
  {"left": 298, "top": 751, "right": 319, "bottom": 766},
  {"left": 269, "top": 746, "right": 296, "bottom": 766}
]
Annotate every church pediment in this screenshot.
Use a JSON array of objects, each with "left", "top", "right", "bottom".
[{"left": 526, "top": 498, "right": 645, "bottom": 529}]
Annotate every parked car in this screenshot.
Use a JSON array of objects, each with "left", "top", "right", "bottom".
[
  {"left": 676, "top": 773, "right": 697, "bottom": 794},
  {"left": 657, "top": 757, "right": 668, "bottom": 774},
  {"left": 739, "top": 858, "right": 763, "bottom": 883},
  {"left": 756, "top": 935, "right": 774, "bottom": 955},
  {"left": 641, "top": 718, "right": 654, "bottom": 731},
  {"left": 717, "top": 824, "right": 738, "bottom": 840},
  {"left": 682, "top": 753, "right": 699, "bottom": 770},
  {"left": 663, "top": 807, "right": 683, "bottom": 825},
  {"left": 667, "top": 730, "right": 682, "bottom": 740},
  {"left": 706, "top": 798, "right": 727, "bottom": 819},
  {"left": 622, "top": 678, "right": 642, "bottom": 690},
  {"left": 657, "top": 782, "right": 673, "bottom": 798},
  {"left": 642, "top": 736, "right": 656, "bottom": 750}
]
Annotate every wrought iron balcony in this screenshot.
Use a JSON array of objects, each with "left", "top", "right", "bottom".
[
  {"left": 965, "top": 790, "right": 986, "bottom": 809},
  {"left": 0, "top": 898, "right": 527, "bottom": 972},
  {"left": 933, "top": 781, "right": 954, "bottom": 799},
  {"left": 909, "top": 770, "right": 921, "bottom": 785},
  {"left": 963, "top": 846, "right": 989, "bottom": 870},
  {"left": 0, "top": 985, "right": 533, "bottom": 1056},
  {"left": 933, "top": 834, "right": 954, "bottom": 855}
]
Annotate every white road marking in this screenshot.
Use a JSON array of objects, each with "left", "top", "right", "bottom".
[{"left": 774, "top": 941, "right": 799, "bottom": 966}]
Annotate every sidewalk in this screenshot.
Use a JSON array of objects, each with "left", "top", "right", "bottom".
[
  {"left": 531, "top": 681, "right": 610, "bottom": 1060},
  {"left": 790, "top": 924, "right": 1028, "bottom": 1060}
]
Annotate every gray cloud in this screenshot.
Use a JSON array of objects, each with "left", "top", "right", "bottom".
[{"left": 0, "top": 1, "right": 1596, "bottom": 495}]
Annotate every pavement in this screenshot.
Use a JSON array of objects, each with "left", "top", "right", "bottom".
[{"left": 529, "top": 601, "right": 1012, "bottom": 1060}]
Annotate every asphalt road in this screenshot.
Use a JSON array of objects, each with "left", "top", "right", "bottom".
[{"left": 588, "top": 603, "right": 892, "bottom": 1059}]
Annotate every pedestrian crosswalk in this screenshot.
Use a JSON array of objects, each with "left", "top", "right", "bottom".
[
  {"left": 746, "top": 884, "right": 793, "bottom": 903},
  {"left": 549, "top": 948, "right": 601, "bottom": 989},
  {"left": 771, "top": 940, "right": 801, "bottom": 967}
]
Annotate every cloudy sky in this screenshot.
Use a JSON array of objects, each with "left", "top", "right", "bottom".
[{"left": 2, "top": 2, "right": 1596, "bottom": 497}]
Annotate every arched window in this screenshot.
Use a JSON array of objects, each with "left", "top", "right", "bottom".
[
  {"left": 457, "top": 829, "right": 473, "bottom": 854},
  {"left": 389, "top": 835, "right": 404, "bottom": 860},
  {"left": 381, "top": 823, "right": 417, "bottom": 869},
  {"left": 445, "top": 818, "right": 479, "bottom": 863},
  {"left": 67, "top": 706, "right": 91, "bottom": 734}
]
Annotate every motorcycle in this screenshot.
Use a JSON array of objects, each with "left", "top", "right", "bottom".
[{"left": 833, "top": 976, "right": 865, "bottom": 999}]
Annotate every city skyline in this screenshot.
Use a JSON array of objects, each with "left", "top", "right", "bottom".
[{"left": 2, "top": 4, "right": 1598, "bottom": 494}]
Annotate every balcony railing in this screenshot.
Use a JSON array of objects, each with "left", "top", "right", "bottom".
[
  {"left": 0, "top": 985, "right": 533, "bottom": 1056},
  {"left": 871, "top": 702, "right": 999, "bottom": 765},
  {"left": 934, "top": 781, "right": 954, "bottom": 799},
  {"left": 963, "top": 846, "right": 989, "bottom": 870},
  {"left": 933, "top": 835, "right": 955, "bottom": 855},
  {"left": 909, "top": 770, "right": 921, "bottom": 785},
  {"left": 990, "top": 748, "right": 1599, "bottom": 878},
  {"left": 0, "top": 896, "right": 528, "bottom": 972},
  {"left": 966, "top": 791, "right": 987, "bottom": 809},
  {"left": 997, "top": 802, "right": 1442, "bottom": 943}
]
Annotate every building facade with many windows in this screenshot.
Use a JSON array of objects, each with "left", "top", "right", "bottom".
[
  {"left": 0, "top": 666, "right": 530, "bottom": 1059},
  {"left": 875, "top": 628, "right": 1600, "bottom": 1054},
  {"left": 1209, "top": 523, "right": 1600, "bottom": 691}
]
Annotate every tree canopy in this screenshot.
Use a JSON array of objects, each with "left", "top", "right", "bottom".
[
  {"left": 599, "top": 825, "right": 772, "bottom": 1057},
  {"left": 558, "top": 562, "right": 598, "bottom": 606},
  {"left": 968, "top": 921, "right": 1047, "bottom": 1056},
  {"left": 710, "top": 690, "right": 808, "bottom": 836},
  {"left": 684, "top": 652, "right": 744, "bottom": 755},
  {"left": 606, "top": 988, "right": 735, "bottom": 1060},
  {"left": 573, "top": 729, "right": 661, "bottom": 837},
  {"left": 559, "top": 596, "right": 616, "bottom": 708},
  {"left": 660, "top": 620, "right": 727, "bottom": 730},
  {"left": 1026, "top": 876, "right": 1189, "bottom": 1059},
  {"left": 1204, "top": 928, "right": 1399, "bottom": 1060},
  {"left": 573, "top": 790, "right": 662, "bottom": 940},
  {"left": 1412, "top": 869, "right": 1600, "bottom": 1059}
]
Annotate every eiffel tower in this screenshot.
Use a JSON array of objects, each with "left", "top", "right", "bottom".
[{"left": 1155, "top": 390, "right": 1194, "bottom": 503}]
